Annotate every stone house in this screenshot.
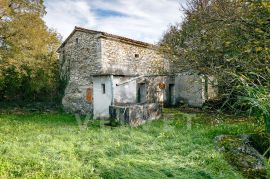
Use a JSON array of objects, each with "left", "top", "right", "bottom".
[{"left": 58, "top": 26, "right": 217, "bottom": 123}]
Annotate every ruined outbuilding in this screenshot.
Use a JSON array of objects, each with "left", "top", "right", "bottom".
[{"left": 58, "top": 26, "right": 217, "bottom": 124}]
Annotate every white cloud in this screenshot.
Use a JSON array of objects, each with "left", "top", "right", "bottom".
[
  {"left": 44, "top": 0, "right": 185, "bottom": 43},
  {"left": 43, "top": 0, "right": 96, "bottom": 40}
]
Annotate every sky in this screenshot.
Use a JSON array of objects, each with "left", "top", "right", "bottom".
[{"left": 43, "top": 0, "right": 186, "bottom": 44}]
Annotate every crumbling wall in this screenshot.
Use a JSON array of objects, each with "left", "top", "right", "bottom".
[{"left": 206, "top": 76, "right": 219, "bottom": 100}]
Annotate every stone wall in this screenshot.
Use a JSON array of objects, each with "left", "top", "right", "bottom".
[
  {"left": 174, "top": 73, "right": 205, "bottom": 107},
  {"left": 59, "top": 30, "right": 169, "bottom": 115},
  {"left": 59, "top": 31, "right": 102, "bottom": 114},
  {"left": 137, "top": 76, "right": 172, "bottom": 104},
  {"left": 100, "top": 37, "right": 169, "bottom": 75},
  {"left": 109, "top": 103, "right": 162, "bottom": 126},
  {"left": 58, "top": 29, "right": 218, "bottom": 114},
  {"left": 174, "top": 73, "right": 218, "bottom": 107},
  {"left": 206, "top": 76, "right": 219, "bottom": 100}
]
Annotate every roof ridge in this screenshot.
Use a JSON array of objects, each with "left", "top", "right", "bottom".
[
  {"left": 57, "top": 26, "right": 157, "bottom": 52},
  {"left": 74, "top": 26, "right": 156, "bottom": 48}
]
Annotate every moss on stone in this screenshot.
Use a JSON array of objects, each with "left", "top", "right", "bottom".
[{"left": 215, "top": 135, "right": 268, "bottom": 179}]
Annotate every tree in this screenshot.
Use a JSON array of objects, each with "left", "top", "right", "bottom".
[
  {"left": 160, "top": 0, "right": 270, "bottom": 131},
  {"left": 0, "top": 0, "right": 61, "bottom": 101}
]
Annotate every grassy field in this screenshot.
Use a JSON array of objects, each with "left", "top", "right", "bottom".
[{"left": 0, "top": 108, "right": 266, "bottom": 178}]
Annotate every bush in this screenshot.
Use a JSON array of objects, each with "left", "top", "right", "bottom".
[
  {"left": 236, "top": 81, "right": 270, "bottom": 133},
  {"left": 160, "top": 0, "right": 270, "bottom": 131},
  {"left": 0, "top": 64, "right": 60, "bottom": 102}
]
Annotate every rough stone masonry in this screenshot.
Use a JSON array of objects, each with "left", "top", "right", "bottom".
[{"left": 57, "top": 26, "right": 169, "bottom": 115}]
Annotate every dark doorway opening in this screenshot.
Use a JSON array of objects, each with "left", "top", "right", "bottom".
[
  {"left": 137, "top": 83, "right": 146, "bottom": 103},
  {"left": 168, "top": 84, "right": 175, "bottom": 106}
]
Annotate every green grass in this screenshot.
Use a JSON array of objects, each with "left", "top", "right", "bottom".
[{"left": 0, "top": 108, "right": 265, "bottom": 178}]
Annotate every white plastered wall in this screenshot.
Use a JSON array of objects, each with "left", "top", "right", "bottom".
[
  {"left": 93, "top": 76, "right": 113, "bottom": 119},
  {"left": 174, "top": 73, "right": 218, "bottom": 107},
  {"left": 113, "top": 76, "right": 137, "bottom": 104},
  {"left": 174, "top": 73, "right": 205, "bottom": 107}
]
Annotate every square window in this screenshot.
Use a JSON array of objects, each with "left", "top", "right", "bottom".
[{"left": 135, "top": 54, "right": 139, "bottom": 58}]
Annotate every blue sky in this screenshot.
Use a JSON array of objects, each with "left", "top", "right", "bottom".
[{"left": 44, "top": 0, "right": 186, "bottom": 43}]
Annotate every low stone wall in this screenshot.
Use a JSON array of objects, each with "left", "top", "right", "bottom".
[{"left": 109, "top": 103, "right": 162, "bottom": 126}]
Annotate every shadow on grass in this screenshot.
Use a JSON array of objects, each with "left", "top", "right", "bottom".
[
  {"left": 0, "top": 112, "right": 117, "bottom": 131},
  {"left": 0, "top": 112, "right": 77, "bottom": 126}
]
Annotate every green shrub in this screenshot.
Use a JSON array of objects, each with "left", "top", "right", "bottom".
[{"left": 236, "top": 85, "right": 270, "bottom": 132}]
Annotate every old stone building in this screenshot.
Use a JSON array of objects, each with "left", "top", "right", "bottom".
[
  {"left": 58, "top": 26, "right": 217, "bottom": 123},
  {"left": 57, "top": 27, "right": 169, "bottom": 115}
]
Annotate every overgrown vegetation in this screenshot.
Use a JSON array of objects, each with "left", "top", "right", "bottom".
[
  {"left": 160, "top": 0, "right": 270, "bottom": 131},
  {"left": 0, "top": 0, "right": 61, "bottom": 102},
  {"left": 0, "top": 109, "right": 268, "bottom": 178}
]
